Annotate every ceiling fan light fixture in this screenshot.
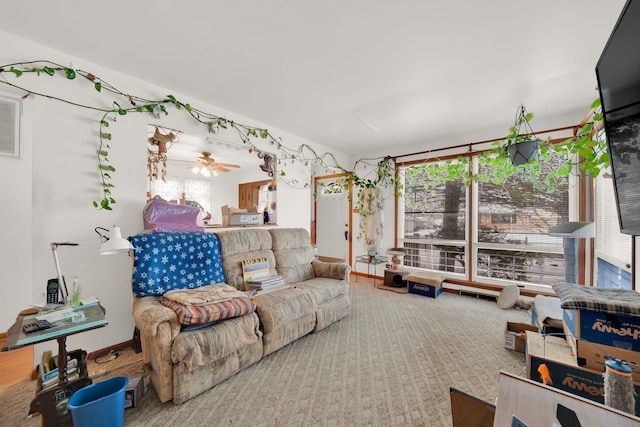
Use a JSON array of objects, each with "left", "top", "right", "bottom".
[{"left": 184, "top": 151, "right": 241, "bottom": 177}]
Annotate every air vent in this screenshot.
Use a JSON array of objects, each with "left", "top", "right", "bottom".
[{"left": 0, "top": 95, "right": 21, "bottom": 157}]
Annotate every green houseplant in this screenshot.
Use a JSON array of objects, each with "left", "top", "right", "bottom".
[
  {"left": 500, "top": 104, "right": 542, "bottom": 166},
  {"left": 404, "top": 99, "right": 609, "bottom": 196},
  {"left": 547, "top": 98, "right": 609, "bottom": 180}
]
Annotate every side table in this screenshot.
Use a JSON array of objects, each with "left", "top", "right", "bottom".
[
  {"left": 353, "top": 254, "right": 388, "bottom": 286},
  {"left": 2, "top": 302, "right": 108, "bottom": 427}
]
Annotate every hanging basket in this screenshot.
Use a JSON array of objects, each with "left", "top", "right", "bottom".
[{"left": 507, "top": 139, "right": 539, "bottom": 166}]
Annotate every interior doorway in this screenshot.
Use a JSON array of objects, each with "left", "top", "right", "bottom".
[{"left": 313, "top": 174, "right": 352, "bottom": 264}]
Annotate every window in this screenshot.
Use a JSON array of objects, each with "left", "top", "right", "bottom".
[
  {"left": 321, "top": 181, "right": 344, "bottom": 195},
  {"left": 595, "top": 173, "right": 632, "bottom": 289},
  {"left": 475, "top": 155, "right": 569, "bottom": 286},
  {"left": 398, "top": 153, "right": 573, "bottom": 289},
  {"left": 149, "top": 176, "right": 213, "bottom": 217},
  {"left": 400, "top": 161, "right": 467, "bottom": 274}
]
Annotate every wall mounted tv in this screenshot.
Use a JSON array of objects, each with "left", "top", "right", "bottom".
[{"left": 596, "top": 0, "right": 640, "bottom": 235}]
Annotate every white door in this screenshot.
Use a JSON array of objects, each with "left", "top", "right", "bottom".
[{"left": 314, "top": 176, "right": 350, "bottom": 263}]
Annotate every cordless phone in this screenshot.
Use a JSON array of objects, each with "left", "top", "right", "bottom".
[{"left": 46, "top": 278, "right": 59, "bottom": 304}]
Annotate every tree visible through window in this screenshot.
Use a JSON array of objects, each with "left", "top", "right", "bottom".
[
  {"left": 399, "top": 153, "right": 572, "bottom": 287},
  {"left": 476, "top": 154, "right": 568, "bottom": 285},
  {"left": 402, "top": 162, "right": 467, "bottom": 274}
]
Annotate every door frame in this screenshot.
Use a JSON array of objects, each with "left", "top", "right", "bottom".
[{"left": 312, "top": 173, "right": 353, "bottom": 265}]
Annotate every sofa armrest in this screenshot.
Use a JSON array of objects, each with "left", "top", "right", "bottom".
[
  {"left": 312, "top": 260, "right": 351, "bottom": 283},
  {"left": 132, "top": 296, "right": 181, "bottom": 340}
]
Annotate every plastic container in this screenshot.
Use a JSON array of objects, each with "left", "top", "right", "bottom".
[{"left": 67, "top": 376, "right": 129, "bottom": 427}]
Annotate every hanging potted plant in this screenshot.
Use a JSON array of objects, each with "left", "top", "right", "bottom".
[{"left": 500, "top": 104, "right": 542, "bottom": 166}]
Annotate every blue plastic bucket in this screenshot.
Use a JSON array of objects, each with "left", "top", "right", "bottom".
[{"left": 67, "top": 376, "right": 129, "bottom": 427}]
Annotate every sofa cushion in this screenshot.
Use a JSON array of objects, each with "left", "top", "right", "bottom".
[
  {"left": 130, "top": 231, "right": 226, "bottom": 297},
  {"left": 253, "top": 288, "right": 316, "bottom": 332},
  {"left": 269, "top": 228, "right": 316, "bottom": 283},
  {"left": 172, "top": 312, "right": 261, "bottom": 372},
  {"left": 293, "top": 277, "right": 350, "bottom": 304},
  {"left": 215, "top": 229, "right": 277, "bottom": 290}
]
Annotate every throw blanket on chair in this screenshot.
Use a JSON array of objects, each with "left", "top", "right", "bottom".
[
  {"left": 130, "top": 231, "right": 226, "bottom": 297},
  {"left": 161, "top": 286, "right": 255, "bottom": 327}
]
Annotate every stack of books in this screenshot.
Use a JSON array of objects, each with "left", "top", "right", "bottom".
[
  {"left": 40, "top": 354, "right": 79, "bottom": 390},
  {"left": 246, "top": 275, "right": 288, "bottom": 296}
]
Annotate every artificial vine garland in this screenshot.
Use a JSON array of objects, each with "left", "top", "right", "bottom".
[{"left": 0, "top": 60, "right": 396, "bottom": 211}]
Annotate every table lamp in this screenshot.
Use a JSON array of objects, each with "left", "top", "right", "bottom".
[
  {"left": 95, "top": 225, "right": 134, "bottom": 255},
  {"left": 51, "top": 242, "right": 79, "bottom": 302}
]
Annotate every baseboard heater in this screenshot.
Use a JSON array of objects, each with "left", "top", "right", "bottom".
[
  {"left": 448, "top": 285, "right": 499, "bottom": 302},
  {"left": 458, "top": 290, "right": 498, "bottom": 302},
  {"left": 444, "top": 283, "right": 501, "bottom": 302}
]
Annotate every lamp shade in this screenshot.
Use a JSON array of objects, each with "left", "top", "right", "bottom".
[{"left": 99, "top": 226, "right": 133, "bottom": 255}]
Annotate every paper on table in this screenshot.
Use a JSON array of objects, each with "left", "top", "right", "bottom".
[
  {"left": 36, "top": 308, "right": 76, "bottom": 323},
  {"left": 80, "top": 296, "right": 100, "bottom": 305}
]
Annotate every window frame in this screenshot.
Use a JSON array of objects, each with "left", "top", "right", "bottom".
[{"left": 396, "top": 154, "right": 579, "bottom": 292}]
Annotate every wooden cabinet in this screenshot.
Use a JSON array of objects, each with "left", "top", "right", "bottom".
[{"left": 239, "top": 179, "right": 271, "bottom": 210}]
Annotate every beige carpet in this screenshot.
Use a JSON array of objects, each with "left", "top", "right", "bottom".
[{"left": 0, "top": 278, "right": 531, "bottom": 427}]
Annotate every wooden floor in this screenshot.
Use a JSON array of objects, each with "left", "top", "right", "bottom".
[{"left": 0, "top": 333, "right": 34, "bottom": 390}]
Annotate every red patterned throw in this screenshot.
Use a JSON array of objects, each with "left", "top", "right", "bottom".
[{"left": 161, "top": 283, "right": 255, "bottom": 326}]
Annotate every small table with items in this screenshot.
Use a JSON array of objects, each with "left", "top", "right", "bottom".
[
  {"left": 2, "top": 302, "right": 108, "bottom": 427},
  {"left": 354, "top": 254, "right": 388, "bottom": 286}
]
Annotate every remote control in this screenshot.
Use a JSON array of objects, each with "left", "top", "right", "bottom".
[
  {"left": 22, "top": 319, "right": 53, "bottom": 333},
  {"left": 37, "top": 319, "right": 52, "bottom": 330},
  {"left": 23, "top": 321, "right": 39, "bottom": 333}
]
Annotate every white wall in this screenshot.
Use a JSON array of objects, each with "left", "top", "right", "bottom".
[
  {"left": 0, "top": 30, "right": 349, "bottom": 358},
  {"left": 0, "top": 89, "right": 33, "bottom": 333}
]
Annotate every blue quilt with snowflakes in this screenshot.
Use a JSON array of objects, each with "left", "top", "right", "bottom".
[{"left": 129, "top": 232, "right": 226, "bottom": 297}]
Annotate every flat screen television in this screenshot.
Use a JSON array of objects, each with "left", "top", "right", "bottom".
[{"left": 596, "top": 0, "right": 640, "bottom": 235}]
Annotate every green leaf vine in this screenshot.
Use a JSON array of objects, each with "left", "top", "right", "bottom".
[
  {"left": 0, "top": 59, "right": 398, "bottom": 211},
  {"left": 404, "top": 100, "right": 609, "bottom": 199}
]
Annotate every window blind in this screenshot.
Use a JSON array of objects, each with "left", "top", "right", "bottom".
[{"left": 595, "top": 174, "right": 632, "bottom": 271}]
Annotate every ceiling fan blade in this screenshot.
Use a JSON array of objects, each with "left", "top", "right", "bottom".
[
  {"left": 214, "top": 162, "right": 241, "bottom": 168},
  {"left": 213, "top": 165, "right": 231, "bottom": 172}
]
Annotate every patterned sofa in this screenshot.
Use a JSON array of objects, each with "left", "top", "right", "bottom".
[{"left": 130, "top": 228, "right": 350, "bottom": 404}]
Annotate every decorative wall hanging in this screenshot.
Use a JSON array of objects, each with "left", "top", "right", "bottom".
[{"left": 147, "top": 126, "right": 180, "bottom": 182}]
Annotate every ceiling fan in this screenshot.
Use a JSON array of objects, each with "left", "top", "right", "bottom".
[{"left": 189, "top": 152, "right": 241, "bottom": 177}]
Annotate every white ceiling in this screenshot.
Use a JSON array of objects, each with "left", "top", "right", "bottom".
[{"left": 0, "top": 0, "right": 628, "bottom": 156}]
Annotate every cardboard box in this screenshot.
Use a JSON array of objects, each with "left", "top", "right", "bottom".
[
  {"left": 407, "top": 281, "right": 442, "bottom": 298},
  {"left": 563, "top": 307, "right": 640, "bottom": 352},
  {"left": 504, "top": 322, "right": 538, "bottom": 353},
  {"left": 531, "top": 299, "right": 564, "bottom": 335},
  {"left": 566, "top": 334, "right": 640, "bottom": 383},
  {"left": 124, "top": 375, "right": 144, "bottom": 409},
  {"left": 221, "top": 205, "right": 262, "bottom": 227},
  {"left": 525, "top": 331, "right": 640, "bottom": 416}
]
